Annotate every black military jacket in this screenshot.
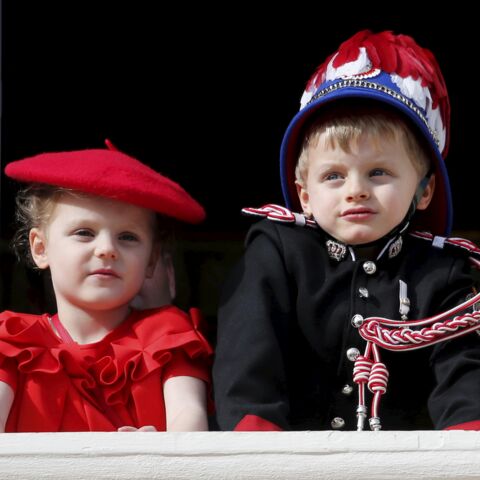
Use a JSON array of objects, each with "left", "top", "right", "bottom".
[{"left": 213, "top": 219, "right": 480, "bottom": 431}]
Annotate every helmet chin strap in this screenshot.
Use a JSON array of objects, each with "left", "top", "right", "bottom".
[
  {"left": 411, "top": 171, "right": 432, "bottom": 214},
  {"left": 350, "top": 170, "right": 433, "bottom": 248},
  {"left": 401, "top": 170, "right": 433, "bottom": 230}
]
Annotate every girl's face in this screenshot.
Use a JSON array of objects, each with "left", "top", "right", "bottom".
[
  {"left": 29, "top": 194, "right": 156, "bottom": 315},
  {"left": 296, "top": 132, "right": 434, "bottom": 245}
]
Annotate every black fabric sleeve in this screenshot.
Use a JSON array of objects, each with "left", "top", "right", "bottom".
[
  {"left": 428, "top": 256, "right": 480, "bottom": 429},
  {"left": 213, "top": 222, "right": 293, "bottom": 430}
]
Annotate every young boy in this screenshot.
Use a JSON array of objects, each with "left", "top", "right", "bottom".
[{"left": 213, "top": 30, "right": 480, "bottom": 431}]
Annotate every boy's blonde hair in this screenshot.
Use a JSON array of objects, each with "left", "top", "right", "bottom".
[{"left": 295, "top": 102, "right": 432, "bottom": 187}]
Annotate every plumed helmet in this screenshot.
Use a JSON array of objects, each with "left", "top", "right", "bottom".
[{"left": 280, "top": 30, "right": 451, "bottom": 235}]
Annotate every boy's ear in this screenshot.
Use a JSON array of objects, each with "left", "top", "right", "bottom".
[
  {"left": 416, "top": 174, "right": 436, "bottom": 210},
  {"left": 295, "top": 181, "right": 312, "bottom": 216},
  {"left": 29, "top": 228, "right": 49, "bottom": 269}
]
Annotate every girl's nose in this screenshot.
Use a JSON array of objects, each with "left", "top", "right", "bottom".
[{"left": 94, "top": 234, "right": 118, "bottom": 260}]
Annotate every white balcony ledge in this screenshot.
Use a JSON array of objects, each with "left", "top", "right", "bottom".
[{"left": 0, "top": 431, "right": 479, "bottom": 479}]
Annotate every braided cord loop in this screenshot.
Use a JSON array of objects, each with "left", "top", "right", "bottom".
[
  {"left": 352, "top": 292, "right": 480, "bottom": 431},
  {"left": 359, "top": 293, "right": 480, "bottom": 351}
]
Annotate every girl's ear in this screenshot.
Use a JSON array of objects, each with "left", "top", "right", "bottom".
[
  {"left": 29, "top": 228, "right": 49, "bottom": 269},
  {"left": 145, "top": 247, "right": 176, "bottom": 301},
  {"left": 146, "top": 244, "right": 160, "bottom": 279},
  {"left": 416, "top": 174, "right": 436, "bottom": 210},
  {"left": 163, "top": 253, "right": 176, "bottom": 300}
]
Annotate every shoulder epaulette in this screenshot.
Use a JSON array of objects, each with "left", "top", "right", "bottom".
[
  {"left": 409, "top": 231, "right": 480, "bottom": 270},
  {"left": 241, "top": 204, "right": 318, "bottom": 229}
]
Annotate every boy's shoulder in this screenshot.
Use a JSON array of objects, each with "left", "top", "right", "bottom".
[
  {"left": 242, "top": 204, "right": 318, "bottom": 230},
  {"left": 242, "top": 204, "right": 320, "bottom": 247},
  {"left": 406, "top": 231, "right": 480, "bottom": 268},
  {"left": 240, "top": 204, "right": 480, "bottom": 270}
]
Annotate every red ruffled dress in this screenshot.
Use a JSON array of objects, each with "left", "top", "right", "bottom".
[{"left": 0, "top": 306, "right": 212, "bottom": 432}]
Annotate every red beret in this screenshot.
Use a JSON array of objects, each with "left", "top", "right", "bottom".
[{"left": 4, "top": 142, "right": 205, "bottom": 224}]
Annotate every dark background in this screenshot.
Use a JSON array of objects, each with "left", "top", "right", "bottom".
[{"left": 1, "top": 3, "right": 479, "bottom": 322}]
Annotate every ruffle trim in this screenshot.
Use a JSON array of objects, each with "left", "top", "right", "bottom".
[{"left": 0, "top": 306, "right": 212, "bottom": 406}]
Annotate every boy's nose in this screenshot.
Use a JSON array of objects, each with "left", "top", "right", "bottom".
[
  {"left": 346, "top": 177, "right": 370, "bottom": 202},
  {"left": 94, "top": 234, "right": 118, "bottom": 260}
]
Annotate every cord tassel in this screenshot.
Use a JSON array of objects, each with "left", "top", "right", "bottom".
[{"left": 399, "top": 280, "right": 410, "bottom": 320}]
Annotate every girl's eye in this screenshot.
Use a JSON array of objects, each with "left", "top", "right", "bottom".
[
  {"left": 324, "top": 172, "right": 343, "bottom": 181},
  {"left": 370, "top": 169, "right": 387, "bottom": 177},
  {"left": 119, "top": 233, "right": 139, "bottom": 242},
  {"left": 73, "top": 229, "right": 94, "bottom": 237}
]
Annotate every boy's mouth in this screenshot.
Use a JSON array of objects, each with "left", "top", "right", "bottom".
[{"left": 341, "top": 208, "right": 376, "bottom": 219}]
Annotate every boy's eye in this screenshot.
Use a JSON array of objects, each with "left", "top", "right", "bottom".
[
  {"left": 370, "top": 169, "right": 387, "bottom": 177},
  {"left": 119, "top": 232, "right": 139, "bottom": 242},
  {"left": 324, "top": 172, "right": 343, "bottom": 181}
]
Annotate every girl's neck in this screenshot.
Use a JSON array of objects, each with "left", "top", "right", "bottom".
[{"left": 54, "top": 302, "right": 131, "bottom": 344}]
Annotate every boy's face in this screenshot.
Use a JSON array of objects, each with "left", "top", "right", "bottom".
[
  {"left": 296, "top": 132, "right": 434, "bottom": 245},
  {"left": 29, "top": 194, "right": 157, "bottom": 315}
]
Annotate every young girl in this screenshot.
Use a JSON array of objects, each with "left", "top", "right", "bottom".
[{"left": 0, "top": 142, "right": 212, "bottom": 432}]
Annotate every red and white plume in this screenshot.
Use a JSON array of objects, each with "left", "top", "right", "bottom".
[{"left": 300, "top": 30, "right": 450, "bottom": 156}]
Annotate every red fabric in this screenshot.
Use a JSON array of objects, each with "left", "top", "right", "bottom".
[
  {"left": 234, "top": 414, "right": 283, "bottom": 431},
  {"left": 444, "top": 420, "right": 480, "bottom": 431},
  {"left": 0, "top": 306, "right": 212, "bottom": 432},
  {"left": 4, "top": 146, "right": 205, "bottom": 224}
]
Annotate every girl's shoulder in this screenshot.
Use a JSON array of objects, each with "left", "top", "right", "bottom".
[
  {"left": 0, "top": 311, "right": 58, "bottom": 380},
  {"left": 0, "top": 310, "right": 46, "bottom": 321},
  {"left": 0, "top": 310, "right": 51, "bottom": 340},
  {"left": 115, "top": 305, "right": 212, "bottom": 355}
]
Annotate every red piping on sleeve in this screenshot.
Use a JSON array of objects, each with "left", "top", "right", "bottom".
[
  {"left": 444, "top": 420, "right": 480, "bottom": 430},
  {"left": 234, "top": 414, "right": 283, "bottom": 431}
]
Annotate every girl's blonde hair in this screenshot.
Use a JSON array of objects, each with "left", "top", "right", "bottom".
[
  {"left": 12, "top": 185, "right": 70, "bottom": 267},
  {"left": 12, "top": 184, "right": 174, "bottom": 267}
]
